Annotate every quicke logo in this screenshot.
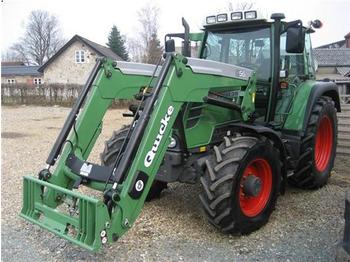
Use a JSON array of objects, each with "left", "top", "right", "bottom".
[{"left": 144, "top": 106, "right": 174, "bottom": 167}]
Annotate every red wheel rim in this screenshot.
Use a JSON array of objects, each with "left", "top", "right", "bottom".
[
  {"left": 239, "top": 158, "right": 272, "bottom": 217},
  {"left": 314, "top": 115, "right": 333, "bottom": 172}
]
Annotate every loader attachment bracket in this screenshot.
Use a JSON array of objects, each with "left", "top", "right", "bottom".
[{"left": 20, "top": 175, "right": 110, "bottom": 251}]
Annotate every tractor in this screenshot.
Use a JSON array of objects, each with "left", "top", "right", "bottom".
[{"left": 20, "top": 10, "right": 340, "bottom": 251}]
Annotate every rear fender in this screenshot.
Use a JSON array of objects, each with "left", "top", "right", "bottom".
[
  {"left": 283, "top": 81, "right": 340, "bottom": 136},
  {"left": 302, "top": 81, "right": 340, "bottom": 131}
]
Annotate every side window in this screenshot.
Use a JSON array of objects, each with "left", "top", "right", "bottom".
[
  {"left": 75, "top": 50, "right": 86, "bottom": 63},
  {"left": 280, "top": 33, "right": 305, "bottom": 76},
  {"left": 305, "top": 33, "right": 315, "bottom": 77}
]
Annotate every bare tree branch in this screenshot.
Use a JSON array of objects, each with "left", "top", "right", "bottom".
[
  {"left": 11, "top": 10, "right": 64, "bottom": 65},
  {"left": 130, "top": 4, "right": 163, "bottom": 64}
]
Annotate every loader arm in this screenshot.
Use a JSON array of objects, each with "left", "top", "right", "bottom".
[{"left": 20, "top": 54, "right": 256, "bottom": 251}]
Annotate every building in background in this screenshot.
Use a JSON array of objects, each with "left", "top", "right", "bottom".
[
  {"left": 1, "top": 63, "right": 42, "bottom": 86},
  {"left": 313, "top": 32, "right": 350, "bottom": 97},
  {"left": 38, "top": 35, "right": 123, "bottom": 85}
]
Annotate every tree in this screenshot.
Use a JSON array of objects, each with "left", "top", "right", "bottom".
[
  {"left": 106, "top": 25, "right": 129, "bottom": 61},
  {"left": 128, "top": 4, "right": 163, "bottom": 64},
  {"left": 11, "top": 10, "right": 64, "bottom": 65},
  {"left": 143, "top": 33, "right": 163, "bottom": 64},
  {"left": 1, "top": 50, "right": 24, "bottom": 63},
  {"left": 127, "top": 37, "right": 143, "bottom": 62}
]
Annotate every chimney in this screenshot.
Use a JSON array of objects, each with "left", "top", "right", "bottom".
[{"left": 345, "top": 32, "right": 350, "bottom": 48}]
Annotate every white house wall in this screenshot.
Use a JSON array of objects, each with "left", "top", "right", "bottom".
[{"left": 42, "top": 41, "right": 98, "bottom": 85}]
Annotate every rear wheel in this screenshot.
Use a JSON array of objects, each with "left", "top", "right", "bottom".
[
  {"left": 289, "top": 96, "right": 337, "bottom": 189},
  {"left": 199, "top": 135, "right": 281, "bottom": 234},
  {"left": 101, "top": 125, "right": 167, "bottom": 201}
]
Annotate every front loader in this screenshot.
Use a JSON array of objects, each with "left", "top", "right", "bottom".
[{"left": 20, "top": 11, "right": 340, "bottom": 251}]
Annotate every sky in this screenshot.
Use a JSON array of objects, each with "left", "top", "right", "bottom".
[{"left": 1, "top": 0, "right": 350, "bottom": 54}]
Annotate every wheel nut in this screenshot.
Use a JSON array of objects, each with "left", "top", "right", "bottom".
[{"left": 101, "top": 236, "right": 107, "bottom": 244}]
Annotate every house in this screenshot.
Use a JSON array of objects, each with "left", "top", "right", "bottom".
[
  {"left": 38, "top": 34, "right": 123, "bottom": 85},
  {"left": 1, "top": 64, "right": 42, "bottom": 85},
  {"left": 313, "top": 32, "right": 350, "bottom": 95},
  {"left": 316, "top": 32, "right": 350, "bottom": 49},
  {"left": 1, "top": 61, "right": 25, "bottom": 66}
]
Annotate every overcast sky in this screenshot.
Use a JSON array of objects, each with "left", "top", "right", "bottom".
[{"left": 1, "top": 0, "right": 350, "bottom": 54}]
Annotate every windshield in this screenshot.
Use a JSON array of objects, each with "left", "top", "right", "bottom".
[{"left": 203, "top": 27, "right": 271, "bottom": 81}]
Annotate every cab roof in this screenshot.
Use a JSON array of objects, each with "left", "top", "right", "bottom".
[{"left": 203, "top": 19, "right": 272, "bottom": 31}]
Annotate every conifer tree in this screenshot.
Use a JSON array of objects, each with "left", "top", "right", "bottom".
[{"left": 106, "top": 25, "right": 129, "bottom": 61}]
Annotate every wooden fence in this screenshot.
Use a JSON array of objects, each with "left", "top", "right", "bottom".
[{"left": 1, "top": 84, "right": 132, "bottom": 108}]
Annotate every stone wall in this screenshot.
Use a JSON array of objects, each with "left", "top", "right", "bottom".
[{"left": 43, "top": 40, "right": 98, "bottom": 85}]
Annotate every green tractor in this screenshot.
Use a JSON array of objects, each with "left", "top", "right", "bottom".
[{"left": 20, "top": 11, "right": 340, "bottom": 251}]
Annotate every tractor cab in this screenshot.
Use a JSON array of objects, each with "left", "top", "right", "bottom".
[
  {"left": 166, "top": 10, "right": 321, "bottom": 126},
  {"left": 199, "top": 10, "right": 319, "bottom": 125}
]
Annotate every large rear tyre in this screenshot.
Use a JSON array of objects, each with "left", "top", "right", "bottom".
[
  {"left": 289, "top": 96, "right": 337, "bottom": 189},
  {"left": 199, "top": 135, "right": 281, "bottom": 234},
  {"left": 101, "top": 125, "right": 167, "bottom": 201}
]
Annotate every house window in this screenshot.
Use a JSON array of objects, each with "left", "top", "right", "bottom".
[
  {"left": 6, "top": 79, "right": 15, "bottom": 84},
  {"left": 75, "top": 50, "right": 85, "bottom": 63},
  {"left": 33, "top": 78, "right": 43, "bottom": 85}
]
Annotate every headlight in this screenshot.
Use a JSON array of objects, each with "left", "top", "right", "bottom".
[
  {"left": 244, "top": 10, "right": 257, "bottom": 19},
  {"left": 217, "top": 13, "right": 228, "bottom": 23},
  {"left": 168, "top": 137, "right": 177, "bottom": 148},
  {"left": 206, "top": 16, "right": 216, "bottom": 24},
  {"left": 231, "top": 12, "right": 243, "bottom": 20}
]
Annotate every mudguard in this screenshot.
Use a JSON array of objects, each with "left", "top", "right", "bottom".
[
  {"left": 229, "top": 122, "right": 288, "bottom": 193},
  {"left": 302, "top": 81, "right": 341, "bottom": 130},
  {"left": 283, "top": 80, "right": 340, "bottom": 136}
]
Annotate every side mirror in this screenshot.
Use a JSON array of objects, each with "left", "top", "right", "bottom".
[
  {"left": 286, "top": 25, "right": 305, "bottom": 53},
  {"left": 165, "top": 39, "right": 175, "bottom": 53}
]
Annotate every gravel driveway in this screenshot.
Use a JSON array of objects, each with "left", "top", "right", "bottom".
[{"left": 2, "top": 105, "right": 350, "bottom": 262}]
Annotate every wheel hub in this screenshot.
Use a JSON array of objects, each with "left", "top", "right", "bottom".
[
  {"left": 242, "top": 175, "right": 262, "bottom": 197},
  {"left": 239, "top": 158, "right": 273, "bottom": 217}
]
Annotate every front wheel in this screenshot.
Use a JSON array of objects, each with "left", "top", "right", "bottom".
[
  {"left": 101, "top": 125, "right": 167, "bottom": 201},
  {"left": 199, "top": 135, "right": 281, "bottom": 234}
]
